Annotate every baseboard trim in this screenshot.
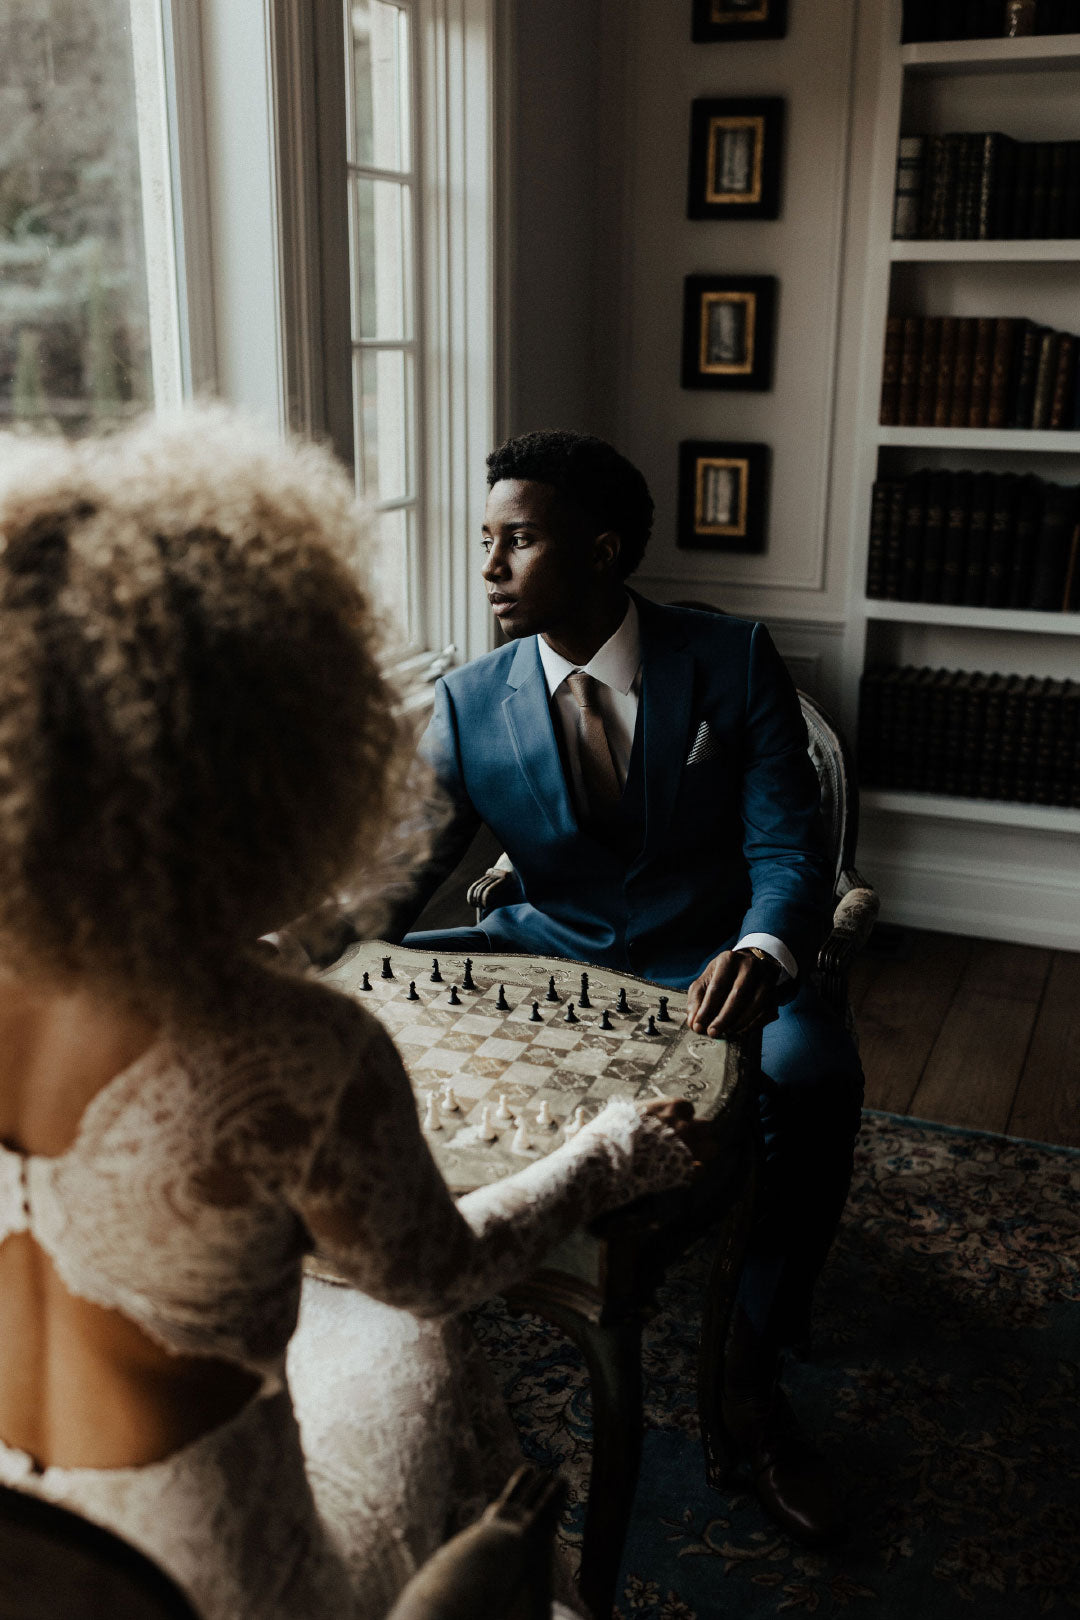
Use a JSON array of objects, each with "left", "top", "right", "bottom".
[{"left": 866, "top": 850, "right": 1080, "bottom": 950}]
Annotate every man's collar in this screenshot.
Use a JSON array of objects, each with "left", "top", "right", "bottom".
[{"left": 536, "top": 597, "right": 641, "bottom": 698}]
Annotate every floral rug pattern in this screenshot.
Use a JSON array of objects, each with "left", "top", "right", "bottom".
[{"left": 471, "top": 1112, "right": 1080, "bottom": 1617}]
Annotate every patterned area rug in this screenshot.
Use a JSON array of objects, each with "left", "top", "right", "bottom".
[{"left": 471, "top": 1112, "right": 1080, "bottom": 1617}]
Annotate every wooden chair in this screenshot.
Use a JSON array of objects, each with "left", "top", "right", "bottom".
[
  {"left": 467, "top": 687, "right": 879, "bottom": 1025},
  {"left": 0, "top": 1483, "right": 199, "bottom": 1620}
]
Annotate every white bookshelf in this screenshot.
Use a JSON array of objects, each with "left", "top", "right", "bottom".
[{"left": 833, "top": 3, "right": 1080, "bottom": 945}]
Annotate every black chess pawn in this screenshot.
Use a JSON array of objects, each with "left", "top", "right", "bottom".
[
  {"left": 462, "top": 958, "right": 475, "bottom": 991},
  {"left": 616, "top": 986, "right": 630, "bottom": 1014},
  {"left": 407, "top": 981, "right": 419, "bottom": 1001},
  {"left": 360, "top": 971, "right": 372, "bottom": 992},
  {"left": 430, "top": 958, "right": 443, "bottom": 983},
  {"left": 600, "top": 1008, "right": 613, "bottom": 1031},
  {"left": 448, "top": 985, "right": 461, "bottom": 1006},
  {"left": 545, "top": 975, "right": 559, "bottom": 1003},
  {"left": 381, "top": 956, "right": 394, "bottom": 979},
  {"left": 578, "top": 972, "right": 591, "bottom": 1009},
  {"left": 564, "top": 1001, "right": 578, "bottom": 1025},
  {"left": 530, "top": 1001, "right": 542, "bottom": 1022},
  {"left": 657, "top": 996, "right": 671, "bottom": 1023},
  {"left": 646, "top": 1014, "right": 658, "bottom": 1036},
  {"left": 496, "top": 984, "right": 510, "bottom": 1012}
]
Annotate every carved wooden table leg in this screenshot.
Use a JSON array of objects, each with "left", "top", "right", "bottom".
[{"left": 696, "top": 1151, "right": 758, "bottom": 1490}]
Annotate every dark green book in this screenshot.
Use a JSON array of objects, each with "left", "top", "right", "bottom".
[
  {"left": 959, "top": 672, "right": 991, "bottom": 798},
  {"left": 899, "top": 471, "right": 929, "bottom": 602},
  {"left": 920, "top": 470, "right": 950, "bottom": 602},
  {"left": 961, "top": 471, "right": 995, "bottom": 607},
  {"left": 976, "top": 674, "right": 1009, "bottom": 798},
  {"left": 865, "top": 480, "right": 895, "bottom": 598},
  {"left": 1007, "top": 474, "right": 1044, "bottom": 609},
  {"left": 883, "top": 481, "right": 907, "bottom": 599},
  {"left": 1030, "top": 482, "right": 1078, "bottom": 609},
  {"left": 940, "top": 470, "right": 973, "bottom": 606},
  {"left": 983, "top": 474, "right": 1019, "bottom": 609}
]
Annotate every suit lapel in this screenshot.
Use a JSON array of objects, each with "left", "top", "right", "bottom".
[
  {"left": 633, "top": 596, "right": 695, "bottom": 866},
  {"left": 502, "top": 636, "right": 579, "bottom": 840}
]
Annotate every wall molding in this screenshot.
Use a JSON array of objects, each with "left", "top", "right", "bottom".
[{"left": 862, "top": 841, "right": 1080, "bottom": 951}]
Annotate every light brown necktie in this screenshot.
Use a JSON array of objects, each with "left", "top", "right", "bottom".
[{"left": 565, "top": 670, "right": 622, "bottom": 822}]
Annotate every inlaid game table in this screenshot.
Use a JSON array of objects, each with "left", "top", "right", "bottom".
[{"left": 319, "top": 939, "right": 760, "bottom": 1619}]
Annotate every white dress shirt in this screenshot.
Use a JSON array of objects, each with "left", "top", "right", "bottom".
[{"left": 532, "top": 599, "right": 797, "bottom": 981}]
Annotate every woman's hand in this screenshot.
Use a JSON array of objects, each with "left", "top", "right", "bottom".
[{"left": 643, "top": 1096, "right": 721, "bottom": 1167}]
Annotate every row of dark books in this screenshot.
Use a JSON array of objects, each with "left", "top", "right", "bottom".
[
  {"left": 880, "top": 315, "right": 1080, "bottom": 429},
  {"left": 866, "top": 471, "right": 1080, "bottom": 609},
  {"left": 902, "top": 1, "right": 1080, "bottom": 39},
  {"left": 893, "top": 133, "right": 1080, "bottom": 240},
  {"left": 858, "top": 665, "right": 1080, "bottom": 804}
]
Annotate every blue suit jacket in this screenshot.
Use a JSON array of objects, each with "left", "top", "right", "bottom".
[{"left": 406, "top": 595, "right": 831, "bottom": 992}]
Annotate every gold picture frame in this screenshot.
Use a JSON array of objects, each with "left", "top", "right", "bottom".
[
  {"left": 688, "top": 98, "right": 784, "bottom": 220},
  {"left": 678, "top": 440, "right": 769, "bottom": 553}
]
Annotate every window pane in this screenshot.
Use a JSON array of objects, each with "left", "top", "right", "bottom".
[
  {"left": 350, "top": 177, "right": 412, "bottom": 341},
  {"left": 0, "top": 0, "right": 153, "bottom": 436},
  {"left": 350, "top": 0, "right": 410, "bottom": 173},
  {"left": 355, "top": 347, "right": 412, "bottom": 503},
  {"left": 368, "top": 504, "right": 411, "bottom": 635}
]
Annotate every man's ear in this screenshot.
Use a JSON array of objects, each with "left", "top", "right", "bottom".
[{"left": 593, "top": 529, "right": 622, "bottom": 575}]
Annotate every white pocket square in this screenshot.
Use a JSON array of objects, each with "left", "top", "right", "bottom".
[{"left": 685, "top": 720, "right": 719, "bottom": 766}]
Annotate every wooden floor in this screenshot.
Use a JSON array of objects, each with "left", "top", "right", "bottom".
[{"left": 849, "top": 928, "right": 1080, "bottom": 1149}]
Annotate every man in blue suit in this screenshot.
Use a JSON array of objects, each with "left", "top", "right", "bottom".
[{"left": 395, "top": 430, "right": 864, "bottom": 1542}]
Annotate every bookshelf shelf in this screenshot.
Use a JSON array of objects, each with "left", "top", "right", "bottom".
[
  {"left": 863, "top": 601, "right": 1080, "bottom": 634},
  {"left": 901, "top": 36, "right": 1080, "bottom": 77},
  {"left": 890, "top": 240, "right": 1080, "bottom": 262},
  {"left": 862, "top": 789, "right": 1080, "bottom": 832},
  {"left": 877, "top": 427, "right": 1080, "bottom": 451}
]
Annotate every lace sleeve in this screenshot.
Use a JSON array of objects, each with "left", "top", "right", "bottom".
[{"left": 292, "top": 1009, "right": 695, "bottom": 1319}]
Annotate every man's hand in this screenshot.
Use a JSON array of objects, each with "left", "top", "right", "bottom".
[
  {"left": 643, "top": 1097, "right": 721, "bottom": 1166},
  {"left": 685, "top": 949, "right": 781, "bottom": 1039}
]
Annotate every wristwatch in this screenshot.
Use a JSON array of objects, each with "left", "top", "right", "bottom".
[{"left": 735, "top": 945, "right": 781, "bottom": 980}]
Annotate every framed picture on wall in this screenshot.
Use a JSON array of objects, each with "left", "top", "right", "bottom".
[
  {"left": 681, "top": 274, "right": 776, "bottom": 390},
  {"left": 687, "top": 97, "right": 784, "bottom": 220},
  {"left": 677, "top": 440, "right": 770, "bottom": 553},
  {"left": 692, "top": 0, "right": 789, "bottom": 42}
]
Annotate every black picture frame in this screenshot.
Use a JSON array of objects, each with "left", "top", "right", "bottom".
[
  {"left": 681, "top": 274, "right": 776, "bottom": 391},
  {"left": 677, "top": 440, "right": 770, "bottom": 553},
  {"left": 692, "top": 0, "right": 788, "bottom": 42},
  {"left": 687, "top": 97, "right": 784, "bottom": 220}
]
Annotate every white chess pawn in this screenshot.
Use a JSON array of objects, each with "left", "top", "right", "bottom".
[
  {"left": 494, "top": 1093, "right": 514, "bottom": 1123},
  {"left": 440, "top": 1083, "right": 460, "bottom": 1113},
  {"left": 564, "top": 1105, "right": 588, "bottom": 1138},
  {"left": 511, "top": 1121, "right": 533, "bottom": 1154},
  {"left": 478, "top": 1104, "right": 497, "bottom": 1142},
  {"left": 423, "top": 1092, "right": 442, "bottom": 1131},
  {"left": 535, "top": 1100, "right": 554, "bottom": 1129}
]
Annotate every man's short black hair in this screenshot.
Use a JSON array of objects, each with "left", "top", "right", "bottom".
[{"left": 485, "top": 429, "right": 653, "bottom": 578}]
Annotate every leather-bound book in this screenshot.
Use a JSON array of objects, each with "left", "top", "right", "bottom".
[
  {"left": 1058, "top": 680, "right": 1080, "bottom": 807},
  {"left": 1048, "top": 332, "right": 1076, "bottom": 429},
  {"left": 1062, "top": 520, "right": 1080, "bottom": 611},
  {"left": 994, "top": 674, "right": 1027, "bottom": 801},
  {"left": 960, "top": 672, "right": 990, "bottom": 797},
  {"left": 893, "top": 137, "right": 926, "bottom": 240},
  {"left": 934, "top": 316, "right": 959, "bottom": 425},
  {"left": 1013, "top": 675, "right": 1050, "bottom": 803},
  {"left": 941, "top": 671, "right": 971, "bottom": 795},
  {"left": 1032, "top": 679, "right": 1064, "bottom": 805},
  {"left": 1009, "top": 143, "right": 1035, "bottom": 239},
  {"left": 983, "top": 473, "right": 1019, "bottom": 608},
  {"left": 1066, "top": 142, "right": 1080, "bottom": 240},
  {"left": 954, "top": 134, "right": 983, "bottom": 240},
  {"left": 865, "top": 480, "right": 895, "bottom": 597},
  {"left": 880, "top": 316, "right": 903, "bottom": 423},
  {"left": 949, "top": 318, "right": 977, "bottom": 425},
  {"left": 1007, "top": 473, "right": 1044, "bottom": 608},
  {"left": 1030, "top": 329, "right": 1061, "bottom": 430},
  {"left": 986, "top": 317, "right": 1017, "bottom": 427},
  {"left": 884, "top": 480, "right": 907, "bottom": 600},
  {"left": 992, "top": 137, "right": 1020, "bottom": 239},
  {"left": 921, "top": 136, "right": 961, "bottom": 239},
  {"left": 966, "top": 317, "right": 995, "bottom": 427},
  {"left": 899, "top": 470, "right": 929, "bottom": 601},
  {"left": 976, "top": 674, "right": 1009, "bottom": 798},
  {"left": 910, "top": 667, "right": 940, "bottom": 790},
  {"left": 1009, "top": 322, "right": 1044, "bottom": 428},
  {"left": 961, "top": 471, "right": 995, "bottom": 605},
  {"left": 898, "top": 316, "right": 923, "bottom": 424},
  {"left": 916, "top": 318, "right": 943, "bottom": 427},
  {"left": 920, "top": 469, "right": 950, "bottom": 602},
  {"left": 1048, "top": 142, "right": 1070, "bottom": 237},
  {"left": 924, "top": 669, "right": 960, "bottom": 792},
  {"left": 1028, "top": 143, "right": 1053, "bottom": 239},
  {"left": 857, "top": 667, "right": 886, "bottom": 785},
  {"left": 892, "top": 666, "right": 926, "bottom": 790},
  {"left": 1030, "top": 482, "right": 1077, "bottom": 609},
  {"left": 940, "top": 469, "right": 973, "bottom": 605},
  {"left": 874, "top": 666, "right": 908, "bottom": 789},
  {"left": 975, "top": 133, "right": 1010, "bottom": 239}
]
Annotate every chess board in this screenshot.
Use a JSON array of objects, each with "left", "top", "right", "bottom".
[{"left": 321, "top": 940, "right": 741, "bottom": 1194}]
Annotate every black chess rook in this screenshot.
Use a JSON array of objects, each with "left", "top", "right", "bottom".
[
  {"left": 381, "top": 956, "right": 394, "bottom": 980},
  {"left": 657, "top": 996, "right": 671, "bottom": 1022},
  {"left": 430, "top": 959, "right": 443, "bottom": 983}
]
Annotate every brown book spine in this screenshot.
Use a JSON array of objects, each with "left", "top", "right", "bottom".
[
  {"left": 986, "top": 317, "right": 1017, "bottom": 428},
  {"left": 898, "top": 316, "right": 922, "bottom": 425},
  {"left": 916, "top": 318, "right": 942, "bottom": 427},
  {"left": 1062, "top": 523, "right": 1080, "bottom": 612},
  {"left": 1031, "top": 331, "right": 1060, "bottom": 430},
  {"left": 933, "top": 316, "right": 959, "bottom": 427},
  {"left": 967, "top": 317, "right": 995, "bottom": 428},
  {"left": 880, "top": 315, "right": 903, "bottom": 425},
  {"left": 949, "top": 319, "right": 977, "bottom": 427},
  {"left": 1048, "top": 332, "right": 1076, "bottom": 430}
]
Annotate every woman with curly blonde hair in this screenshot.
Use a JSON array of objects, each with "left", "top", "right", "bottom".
[{"left": 0, "top": 408, "right": 699, "bottom": 1618}]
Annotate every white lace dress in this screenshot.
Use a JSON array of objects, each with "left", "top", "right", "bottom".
[{"left": 0, "top": 968, "right": 695, "bottom": 1618}]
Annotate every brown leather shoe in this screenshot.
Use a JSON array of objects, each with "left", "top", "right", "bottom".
[{"left": 721, "top": 1384, "right": 848, "bottom": 1546}]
